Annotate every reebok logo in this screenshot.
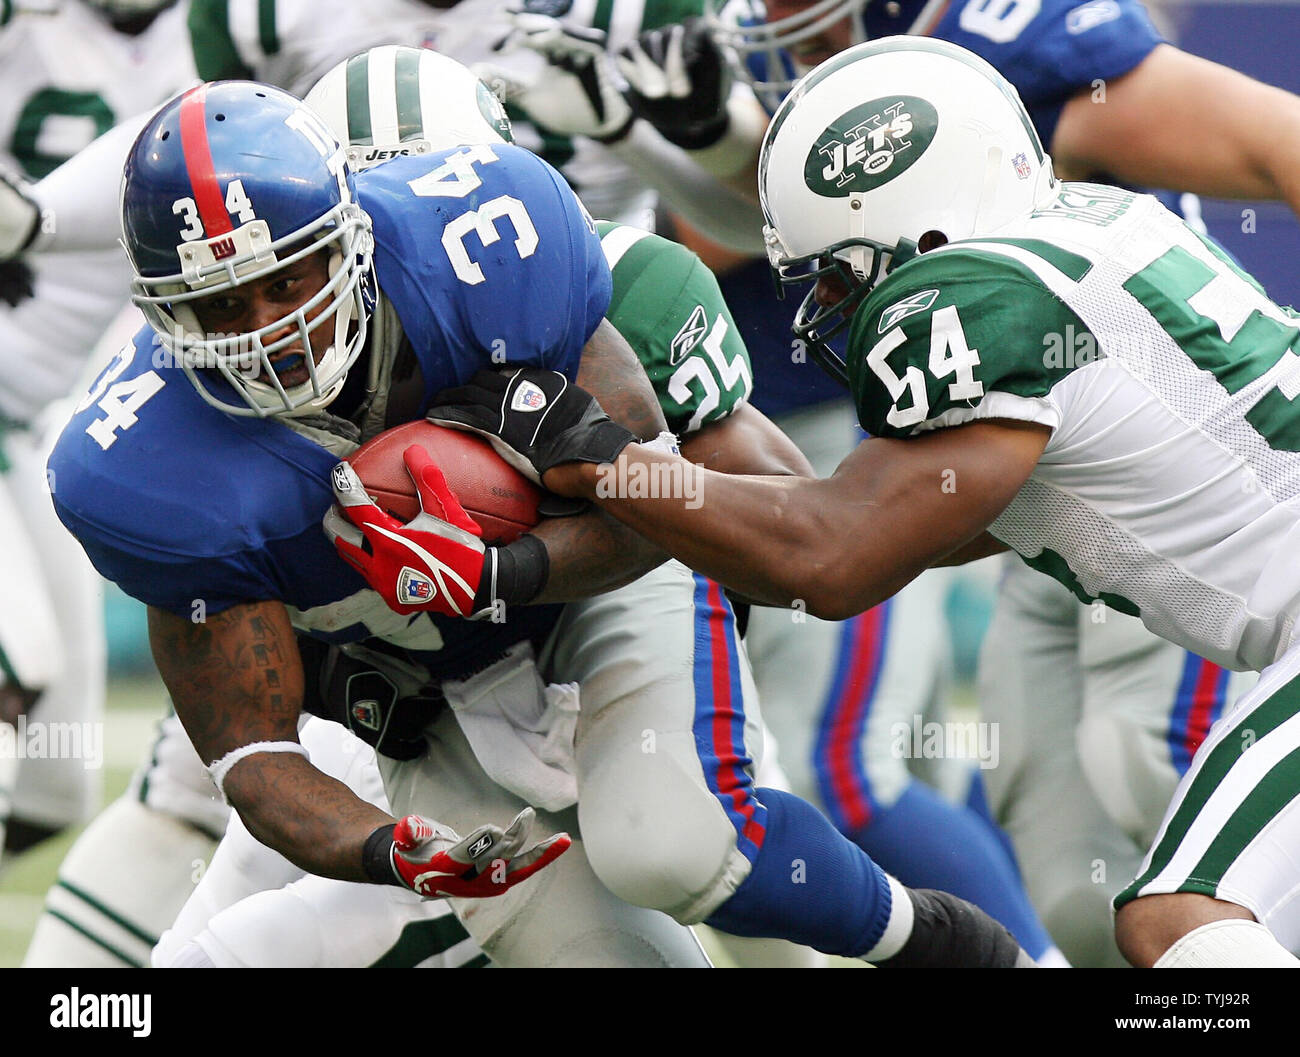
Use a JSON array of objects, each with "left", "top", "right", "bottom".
[
  {"left": 669, "top": 305, "right": 709, "bottom": 365},
  {"left": 878, "top": 289, "right": 940, "bottom": 334}
]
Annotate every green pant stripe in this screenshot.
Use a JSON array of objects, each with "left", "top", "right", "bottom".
[
  {"left": 46, "top": 908, "right": 147, "bottom": 968},
  {"left": 1129, "top": 671, "right": 1300, "bottom": 890},
  {"left": 57, "top": 879, "right": 158, "bottom": 947},
  {"left": 368, "top": 914, "right": 472, "bottom": 968},
  {"left": 394, "top": 46, "right": 424, "bottom": 142},
  {"left": 257, "top": 0, "right": 279, "bottom": 56},
  {"left": 0, "top": 640, "right": 20, "bottom": 688},
  {"left": 1191, "top": 744, "right": 1300, "bottom": 887}
]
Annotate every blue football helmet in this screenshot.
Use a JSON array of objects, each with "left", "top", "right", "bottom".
[
  {"left": 121, "top": 81, "right": 374, "bottom": 417},
  {"left": 707, "top": 0, "right": 877, "bottom": 111}
]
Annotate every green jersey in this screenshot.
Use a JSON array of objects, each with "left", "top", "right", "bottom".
[
  {"left": 848, "top": 183, "right": 1300, "bottom": 672},
  {"left": 599, "top": 221, "right": 752, "bottom": 436}
]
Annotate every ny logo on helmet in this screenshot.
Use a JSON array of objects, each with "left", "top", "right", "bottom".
[{"left": 806, "top": 96, "right": 939, "bottom": 198}]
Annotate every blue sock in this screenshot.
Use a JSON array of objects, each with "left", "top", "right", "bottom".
[
  {"left": 849, "top": 779, "right": 1055, "bottom": 961},
  {"left": 703, "top": 788, "right": 893, "bottom": 957}
]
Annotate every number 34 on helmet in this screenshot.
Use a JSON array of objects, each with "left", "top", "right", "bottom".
[{"left": 120, "top": 81, "right": 375, "bottom": 417}]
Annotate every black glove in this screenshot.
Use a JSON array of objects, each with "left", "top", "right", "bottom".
[
  {"left": 0, "top": 258, "right": 35, "bottom": 308},
  {"left": 616, "top": 18, "right": 731, "bottom": 150},
  {"left": 428, "top": 367, "right": 636, "bottom": 484}
]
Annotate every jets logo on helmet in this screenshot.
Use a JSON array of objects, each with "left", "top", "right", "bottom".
[
  {"left": 808, "top": 96, "right": 937, "bottom": 195},
  {"left": 758, "top": 37, "right": 1056, "bottom": 384}
]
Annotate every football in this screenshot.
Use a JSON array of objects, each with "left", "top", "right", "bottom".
[{"left": 347, "top": 420, "right": 543, "bottom": 544}]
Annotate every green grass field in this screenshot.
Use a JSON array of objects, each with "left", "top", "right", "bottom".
[{"left": 0, "top": 672, "right": 170, "bottom": 968}]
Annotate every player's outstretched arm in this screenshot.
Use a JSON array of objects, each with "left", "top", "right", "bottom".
[
  {"left": 678, "top": 401, "right": 813, "bottom": 478},
  {"left": 148, "top": 601, "right": 391, "bottom": 883},
  {"left": 559, "top": 421, "right": 1047, "bottom": 617},
  {"left": 432, "top": 368, "right": 1049, "bottom": 618},
  {"left": 528, "top": 401, "right": 811, "bottom": 602},
  {"left": 149, "top": 601, "right": 570, "bottom": 892},
  {"left": 1052, "top": 44, "right": 1300, "bottom": 214}
]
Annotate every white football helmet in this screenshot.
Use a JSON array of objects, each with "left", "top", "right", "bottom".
[
  {"left": 304, "top": 46, "right": 514, "bottom": 171},
  {"left": 759, "top": 36, "right": 1057, "bottom": 380}
]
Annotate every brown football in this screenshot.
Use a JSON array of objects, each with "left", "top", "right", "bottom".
[{"left": 347, "top": 421, "right": 542, "bottom": 544}]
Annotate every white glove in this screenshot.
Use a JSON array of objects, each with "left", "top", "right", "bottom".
[
  {"left": 387, "top": 808, "right": 571, "bottom": 898},
  {"left": 482, "top": 11, "right": 634, "bottom": 142},
  {"left": 0, "top": 165, "right": 44, "bottom": 260}
]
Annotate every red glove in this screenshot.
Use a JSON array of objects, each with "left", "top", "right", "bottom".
[
  {"left": 325, "top": 446, "right": 486, "bottom": 617},
  {"left": 389, "top": 808, "right": 571, "bottom": 898}
]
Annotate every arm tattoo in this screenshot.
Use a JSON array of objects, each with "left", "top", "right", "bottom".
[
  {"left": 148, "top": 601, "right": 390, "bottom": 882},
  {"left": 577, "top": 318, "right": 669, "bottom": 441},
  {"left": 148, "top": 601, "right": 302, "bottom": 764}
]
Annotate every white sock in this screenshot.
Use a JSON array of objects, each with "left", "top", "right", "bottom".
[
  {"left": 1154, "top": 919, "right": 1300, "bottom": 968},
  {"left": 860, "top": 875, "right": 915, "bottom": 963}
]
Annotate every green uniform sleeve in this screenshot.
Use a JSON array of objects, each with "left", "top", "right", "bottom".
[
  {"left": 848, "top": 248, "right": 1089, "bottom": 438},
  {"left": 189, "top": 0, "right": 284, "bottom": 80},
  {"left": 188, "top": 0, "right": 254, "bottom": 80},
  {"left": 590, "top": 0, "right": 705, "bottom": 36},
  {"left": 598, "top": 222, "right": 752, "bottom": 436}
]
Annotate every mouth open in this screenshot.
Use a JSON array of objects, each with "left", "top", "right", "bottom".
[{"left": 265, "top": 348, "right": 311, "bottom": 389}]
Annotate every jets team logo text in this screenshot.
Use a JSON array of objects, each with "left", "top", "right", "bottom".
[{"left": 805, "top": 96, "right": 938, "bottom": 198}]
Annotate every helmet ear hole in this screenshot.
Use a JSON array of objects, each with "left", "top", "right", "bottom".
[{"left": 918, "top": 230, "right": 948, "bottom": 253}]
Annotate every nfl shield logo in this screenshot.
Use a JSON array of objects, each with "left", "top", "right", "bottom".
[
  {"left": 351, "top": 700, "right": 380, "bottom": 731},
  {"left": 511, "top": 381, "right": 548, "bottom": 412},
  {"left": 1012, "top": 152, "right": 1032, "bottom": 180},
  {"left": 398, "top": 566, "right": 436, "bottom": 604}
]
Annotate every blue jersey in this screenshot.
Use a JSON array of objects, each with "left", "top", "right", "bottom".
[
  {"left": 49, "top": 144, "right": 608, "bottom": 680},
  {"left": 737, "top": 0, "right": 1167, "bottom": 418}
]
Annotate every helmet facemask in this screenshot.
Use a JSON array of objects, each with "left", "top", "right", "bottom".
[
  {"left": 767, "top": 219, "right": 916, "bottom": 385},
  {"left": 122, "top": 83, "right": 378, "bottom": 419},
  {"left": 132, "top": 197, "right": 374, "bottom": 418},
  {"left": 708, "top": 0, "right": 870, "bottom": 112}
]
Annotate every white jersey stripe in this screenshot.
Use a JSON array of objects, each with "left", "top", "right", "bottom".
[{"left": 600, "top": 223, "right": 653, "bottom": 271}]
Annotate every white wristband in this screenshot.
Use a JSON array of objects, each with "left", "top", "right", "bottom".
[
  {"left": 641, "top": 431, "right": 681, "bottom": 457},
  {"left": 208, "top": 741, "right": 309, "bottom": 802}
]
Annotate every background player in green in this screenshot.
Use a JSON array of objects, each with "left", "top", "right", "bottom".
[{"left": 429, "top": 36, "right": 1300, "bottom": 967}]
